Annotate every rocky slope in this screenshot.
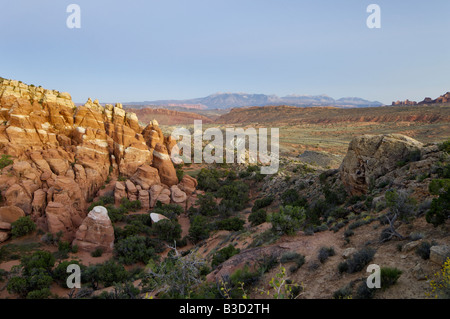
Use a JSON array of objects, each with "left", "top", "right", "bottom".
[
  {"left": 204, "top": 134, "right": 449, "bottom": 299},
  {"left": 0, "top": 78, "right": 194, "bottom": 245}
]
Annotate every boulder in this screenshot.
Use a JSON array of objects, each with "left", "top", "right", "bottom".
[
  {"left": 45, "top": 201, "right": 76, "bottom": 241},
  {"left": 4, "top": 184, "right": 32, "bottom": 215},
  {"left": 149, "top": 184, "right": 164, "bottom": 207},
  {"left": 130, "top": 165, "right": 161, "bottom": 190},
  {"left": 430, "top": 245, "right": 450, "bottom": 265},
  {"left": 152, "top": 143, "right": 178, "bottom": 187},
  {"left": 0, "top": 231, "right": 9, "bottom": 243},
  {"left": 170, "top": 185, "right": 187, "bottom": 207},
  {"left": 125, "top": 179, "right": 138, "bottom": 201},
  {"left": 156, "top": 188, "right": 171, "bottom": 205},
  {"left": 150, "top": 213, "right": 169, "bottom": 223},
  {"left": 0, "top": 221, "right": 11, "bottom": 231},
  {"left": 142, "top": 120, "right": 164, "bottom": 149},
  {"left": 0, "top": 205, "right": 26, "bottom": 223},
  {"left": 177, "top": 175, "right": 198, "bottom": 195},
  {"left": 340, "top": 134, "right": 423, "bottom": 195},
  {"left": 72, "top": 206, "right": 115, "bottom": 253},
  {"left": 342, "top": 248, "right": 356, "bottom": 259},
  {"left": 139, "top": 190, "right": 150, "bottom": 210},
  {"left": 31, "top": 189, "right": 47, "bottom": 217},
  {"left": 114, "top": 181, "right": 127, "bottom": 206}
]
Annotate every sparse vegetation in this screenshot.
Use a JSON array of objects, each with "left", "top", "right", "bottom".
[
  {"left": 270, "top": 205, "right": 306, "bottom": 236},
  {"left": 248, "top": 209, "right": 267, "bottom": 226},
  {"left": 380, "top": 267, "right": 402, "bottom": 290},
  {"left": 10, "top": 216, "right": 36, "bottom": 238},
  {"left": 211, "top": 245, "right": 240, "bottom": 268},
  {"left": 339, "top": 248, "right": 376, "bottom": 274},
  {"left": 280, "top": 251, "right": 305, "bottom": 273},
  {"left": 318, "top": 246, "right": 335, "bottom": 263},
  {"left": 0, "top": 154, "right": 13, "bottom": 169}
]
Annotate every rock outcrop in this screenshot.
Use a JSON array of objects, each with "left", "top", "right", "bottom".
[
  {"left": 177, "top": 175, "right": 198, "bottom": 195},
  {"left": 72, "top": 206, "right": 115, "bottom": 253},
  {"left": 130, "top": 164, "right": 160, "bottom": 190},
  {"left": 339, "top": 134, "right": 424, "bottom": 195},
  {"left": 152, "top": 143, "right": 178, "bottom": 187},
  {"left": 0, "top": 78, "right": 183, "bottom": 243}
]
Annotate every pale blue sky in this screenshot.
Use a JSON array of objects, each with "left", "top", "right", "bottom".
[{"left": 1, "top": 0, "right": 449, "bottom": 104}]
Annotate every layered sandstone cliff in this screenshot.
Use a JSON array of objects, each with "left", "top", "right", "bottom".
[{"left": 0, "top": 78, "right": 188, "bottom": 243}]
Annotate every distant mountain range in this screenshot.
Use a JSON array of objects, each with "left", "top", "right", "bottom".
[{"left": 125, "top": 92, "right": 384, "bottom": 110}]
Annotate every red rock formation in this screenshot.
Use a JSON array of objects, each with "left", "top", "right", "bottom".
[
  {"left": 0, "top": 78, "right": 189, "bottom": 243},
  {"left": 130, "top": 165, "right": 161, "bottom": 190},
  {"left": 72, "top": 206, "right": 115, "bottom": 253},
  {"left": 152, "top": 143, "right": 178, "bottom": 187}
]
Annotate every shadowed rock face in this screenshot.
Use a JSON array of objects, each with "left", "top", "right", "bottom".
[{"left": 339, "top": 134, "right": 423, "bottom": 195}]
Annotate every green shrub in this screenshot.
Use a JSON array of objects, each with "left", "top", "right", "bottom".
[
  {"left": 270, "top": 206, "right": 306, "bottom": 236},
  {"left": 176, "top": 169, "right": 184, "bottom": 182},
  {"left": 196, "top": 193, "right": 217, "bottom": 216},
  {"left": 114, "top": 235, "right": 159, "bottom": 265},
  {"left": 330, "top": 207, "right": 349, "bottom": 219},
  {"left": 249, "top": 229, "right": 279, "bottom": 248},
  {"left": 120, "top": 197, "right": 141, "bottom": 211},
  {"left": 380, "top": 267, "right": 402, "bottom": 290},
  {"left": 252, "top": 195, "right": 274, "bottom": 212},
  {"left": 348, "top": 219, "right": 371, "bottom": 230},
  {"left": 280, "top": 252, "right": 305, "bottom": 272},
  {"left": 211, "top": 245, "right": 240, "bottom": 268},
  {"left": 87, "top": 195, "right": 115, "bottom": 212},
  {"left": 6, "top": 276, "right": 28, "bottom": 297},
  {"left": 344, "top": 229, "right": 354, "bottom": 239},
  {"left": 215, "top": 217, "right": 245, "bottom": 232},
  {"left": 438, "top": 139, "right": 450, "bottom": 153},
  {"left": 280, "top": 189, "right": 307, "bottom": 207},
  {"left": 216, "top": 180, "right": 249, "bottom": 211},
  {"left": 7, "top": 251, "right": 55, "bottom": 298},
  {"left": 0, "top": 154, "right": 13, "bottom": 169},
  {"left": 333, "top": 286, "right": 352, "bottom": 299},
  {"left": 54, "top": 240, "right": 72, "bottom": 259},
  {"left": 323, "top": 185, "right": 347, "bottom": 205},
  {"left": 318, "top": 246, "right": 335, "bottom": 263},
  {"left": 426, "top": 180, "right": 450, "bottom": 227},
  {"left": 355, "top": 282, "right": 375, "bottom": 299},
  {"left": 11, "top": 216, "right": 36, "bottom": 238},
  {"left": 197, "top": 168, "right": 221, "bottom": 191},
  {"left": 415, "top": 241, "right": 432, "bottom": 260},
  {"left": 53, "top": 260, "right": 84, "bottom": 288},
  {"left": 340, "top": 248, "right": 376, "bottom": 274},
  {"left": 91, "top": 248, "right": 104, "bottom": 258},
  {"left": 188, "top": 215, "right": 210, "bottom": 243},
  {"left": 305, "top": 200, "right": 328, "bottom": 226},
  {"left": 21, "top": 251, "right": 55, "bottom": 275},
  {"left": 95, "top": 281, "right": 140, "bottom": 299},
  {"left": 228, "top": 265, "right": 260, "bottom": 298},
  {"left": 152, "top": 219, "right": 182, "bottom": 242},
  {"left": 248, "top": 209, "right": 267, "bottom": 226},
  {"left": 83, "top": 260, "right": 129, "bottom": 288},
  {"left": 153, "top": 203, "right": 184, "bottom": 220}
]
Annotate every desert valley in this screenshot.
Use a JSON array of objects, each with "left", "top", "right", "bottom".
[{"left": 0, "top": 77, "right": 449, "bottom": 300}]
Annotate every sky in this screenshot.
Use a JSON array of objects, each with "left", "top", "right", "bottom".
[{"left": 0, "top": 0, "right": 449, "bottom": 105}]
